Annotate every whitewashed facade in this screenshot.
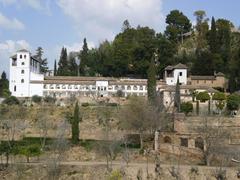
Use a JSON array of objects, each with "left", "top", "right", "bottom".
[{"left": 9, "top": 49, "right": 44, "bottom": 97}]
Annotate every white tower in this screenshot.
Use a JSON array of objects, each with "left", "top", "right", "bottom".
[
  {"left": 164, "top": 63, "right": 188, "bottom": 85},
  {"left": 9, "top": 49, "right": 44, "bottom": 97}
]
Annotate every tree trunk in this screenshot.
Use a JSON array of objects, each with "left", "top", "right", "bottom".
[
  {"left": 140, "top": 133, "right": 143, "bottom": 149},
  {"left": 208, "top": 100, "right": 211, "bottom": 115},
  {"left": 196, "top": 101, "right": 199, "bottom": 115}
]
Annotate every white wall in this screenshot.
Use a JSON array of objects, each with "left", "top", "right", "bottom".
[{"left": 166, "top": 69, "right": 187, "bottom": 85}]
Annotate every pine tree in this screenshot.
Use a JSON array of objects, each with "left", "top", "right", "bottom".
[
  {"left": 79, "top": 38, "right": 89, "bottom": 76},
  {"left": 71, "top": 102, "right": 82, "bottom": 144},
  {"left": 1, "top": 71, "right": 6, "bottom": 80},
  {"left": 54, "top": 60, "right": 57, "bottom": 76},
  {"left": 57, "top": 47, "right": 69, "bottom": 76},
  {"left": 209, "top": 17, "right": 218, "bottom": 54},
  {"left": 147, "top": 59, "right": 156, "bottom": 103},
  {"left": 121, "top": 19, "right": 131, "bottom": 32},
  {"left": 35, "top": 47, "right": 48, "bottom": 73},
  {"left": 174, "top": 77, "right": 181, "bottom": 112}
]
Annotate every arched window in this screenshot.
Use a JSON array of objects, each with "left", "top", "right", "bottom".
[
  {"left": 127, "top": 86, "right": 131, "bottom": 91},
  {"left": 21, "top": 79, "right": 24, "bottom": 83},
  {"left": 21, "top": 70, "right": 24, "bottom": 74},
  {"left": 20, "top": 55, "right": 22, "bottom": 59},
  {"left": 195, "top": 137, "right": 204, "bottom": 150},
  {"left": 164, "top": 136, "right": 172, "bottom": 144},
  {"left": 24, "top": 55, "right": 27, "bottom": 59},
  {"left": 14, "top": 85, "right": 16, "bottom": 92}
]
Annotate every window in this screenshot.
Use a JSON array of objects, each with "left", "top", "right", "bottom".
[
  {"left": 24, "top": 55, "right": 27, "bottom": 59},
  {"left": 14, "top": 85, "right": 16, "bottom": 92},
  {"left": 127, "top": 86, "right": 131, "bottom": 91},
  {"left": 139, "top": 86, "right": 143, "bottom": 91},
  {"left": 62, "top": 85, "right": 66, "bottom": 89},
  {"left": 68, "top": 85, "right": 72, "bottom": 89},
  {"left": 180, "top": 138, "right": 188, "bottom": 147},
  {"left": 21, "top": 79, "right": 24, "bottom": 83},
  {"left": 133, "top": 85, "right": 138, "bottom": 91},
  {"left": 20, "top": 55, "right": 22, "bottom": 59},
  {"left": 21, "top": 70, "right": 24, "bottom": 74},
  {"left": 197, "top": 80, "right": 199, "bottom": 84},
  {"left": 22, "top": 62, "right": 25, "bottom": 65},
  {"left": 56, "top": 85, "right": 60, "bottom": 89},
  {"left": 12, "top": 59, "right": 17, "bottom": 66},
  {"left": 179, "top": 72, "right": 182, "bottom": 76}
]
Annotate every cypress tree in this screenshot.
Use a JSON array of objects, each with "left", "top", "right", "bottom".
[
  {"left": 79, "top": 38, "right": 89, "bottom": 76},
  {"left": 71, "top": 102, "right": 82, "bottom": 144},
  {"left": 54, "top": 60, "right": 57, "bottom": 76},
  {"left": 57, "top": 47, "right": 69, "bottom": 76},
  {"left": 174, "top": 77, "right": 181, "bottom": 112},
  {"left": 147, "top": 59, "right": 156, "bottom": 103},
  {"left": 209, "top": 17, "right": 218, "bottom": 54},
  {"left": 35, "top": 47, "right": 48, "bottom": 73}
]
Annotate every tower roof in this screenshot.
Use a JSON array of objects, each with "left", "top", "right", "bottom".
[{"left": 17, "top": 49, "right": 29, "bottom": 53}]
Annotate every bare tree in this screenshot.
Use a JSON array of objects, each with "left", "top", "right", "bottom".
[
  {"left": 46, "top": 120, "right": 70, "bottom": 180},
  {"left": 196, "top": 117, "right": 230, "bottom": 166}
]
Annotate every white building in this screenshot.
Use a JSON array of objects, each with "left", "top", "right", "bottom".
[
  {"left": 9, "top": 49, "right": 44, "bottom": 97},
  {"left": 164, "top": 63, "right": 188, "bottom": 85},
  {"left": 9, "top": 50, "right": 220, "bottom": 106}
]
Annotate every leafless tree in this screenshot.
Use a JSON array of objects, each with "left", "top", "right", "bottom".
[
  {"left": 197, "top": 117, "right": 230, "bottom": 166},
  {"left": 46, "top": 120, "right": 70, "bottom": 180}
]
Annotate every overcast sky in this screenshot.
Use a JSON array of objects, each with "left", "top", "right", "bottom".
[{"left": 0, "top": 0, "right": 240, "bottom": 77}]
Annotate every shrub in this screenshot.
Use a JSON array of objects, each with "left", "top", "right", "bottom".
[
  {"left": 3, "top": 96, "right": 20, "bottom": 105},
  {"left": 106, "top": 103, "right": 118, "bottom": 107},
  {"left": 227, "top": 94, "right": 240, "bottom": 111},
  {"left": 108, "top": 170, "right": 123, "bottom": 180},
  {"left": 32, "top": 95, "right": 42, "bottom": 103},
  {"left": 180, "top": 102, "right": 193, "bottom": 115},
  {"left": 212, "top": 92, "right": 226, "bottom": 101},
  {"left": 81, "top": 102, "right": 89, "bottom": 107},
  {"left": 44, "top": 96, "right": 56, "bottom": 104},
  {"left": 196, "top": 92, "right": 210, "bottom": 102},
  {"left": 116, "top": 90, "right": 124, "bottom": 97}
]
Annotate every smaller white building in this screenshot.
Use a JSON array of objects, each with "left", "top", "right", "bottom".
[
  {"left": 9, "top": 49, "right": 44, "bottom": 97},
  {"left": 164, "top": 63, "right": 188, "bottom": 85}
]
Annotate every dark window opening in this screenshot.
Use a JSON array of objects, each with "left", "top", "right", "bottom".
[
  {"left": 20, "top": 55, "right": 22, "bottom": 59},
  {"left": 21, "top": 79, "right": 24, "bottom": 83},
  {"left": 195, "top": 137, "right": 204, "bottom": 150},
  {"left": 180, "top": 138, "right": 188, "bottom": 147},
  {"left": 14, "top": 86, "right": 16, "bottom": 92},
  {"left": 179, "top": 72, "right": 182, "bottom": 76},
  {"left": 22, "top": 62, "right": 25, "bottom": 65},
  {"left": 21, "top": 70, "right": 24, "bottom": 74},
  {"left": 164, "top": 136, "right": 172, "bottom": 144}
]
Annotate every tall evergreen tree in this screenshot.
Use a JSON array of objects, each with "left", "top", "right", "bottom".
[
  {"left": 147, "top": 59, "right": 156, "bottom": 103},
  {"left": 71, "top": 102, "right": 82, "bottom": 144},
  {"left": 174, "top": 77, "right": 181, "bottom": 112},
  {"left": 54, "top": 60, "right": 57, "bottom": 76},
  {"left": 0, "top": 71, "right": 10, "bottom": 97},
  {"left": 35, "top": 47, "right": 48, "bottom": 73},
  {"left": 79, "top": 38, "right": 89, "bottom": 76},
  {"left": 57, "top": 47, "right": 69, "bottom": 76},
  {"left": 69, "top": 53, "right": 78, "bottom": 76},
  {"left": 209, "top": 17, "right": 218, "bottom": 53},
  {"left": 121, "top": 19, "right": 131, "bottom": 32}
]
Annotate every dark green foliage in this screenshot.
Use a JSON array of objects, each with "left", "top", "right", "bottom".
[
  {"left": 68, "top": 53, "right": 78, "bottom": 76},
  {"left": 212, "top": 92, "right": 226, "bottom": 101},
  {"left": 44, "top": 96, "right": 56, "bottom": 104},
  {"left": 35, "top": 47, "right": 48, "bottom": 73},
  {"left": 0, "top": 71, "right": 10, "bottom": 98},
  {"left": 192, "top": 50, "right": 214, "bottom": 75},
  {"left": 18, "top": 144, "right": 41, "bottom": 163},
  {"left": 69, "top": 102, "right": 82, "bottom": 144},
  {"left": 57, "top": 47, "right": 69, "bottom": 76},
  {"left": 180, "top": 102, "right": 193, "bottom": 115},
  {"left": 165, "top": 10, "right": 192, "bottom": 43},
  {"left": 196, "top": 92, "right": 210, "bottom": 102},
  {"left": 32, "top": 95, "right": 42, "bottom": 103},
  {"left": 122, "top": 19, "right": 131, "bottom": 32},
  {"left": 54, "top": 59, "right": 57, "bottom": 76},
  {"left": 174, "top": 78, "right": 181, "bottom": 112},
  {"left": 147, "top": 59, "right": 156, "bottom": 103},
  {"left": 3, "top": 96, "right": 20, "bottom": 105},
  {"left": 79, "top": 38, "right": 89, "bottom": 76},
  {"left": 209, "top": 17, "right": 218, "bottom": 53},
  {"left": 226, "top": 94, "right": 240, "bottom": 111}
]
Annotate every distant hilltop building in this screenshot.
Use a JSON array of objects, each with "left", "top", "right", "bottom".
[{"left": 9, "top": 50, "right": 227, "bottom": 102}]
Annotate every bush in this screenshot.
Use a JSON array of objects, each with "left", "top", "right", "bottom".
[
  {"left": 196, "top": 92, "right": 210, "bottom": 102},
  {"left": 3, "top": 96, "right": 20, "bottom": 105},
  {"left": 108, "top": 170, "right": 123, "bottom": 180},
  {"left": 44, "top": 96, "right": 56, "bottom": 104},
  {"left": 227, "top": 94, "right": 240, "bottom": 111},
  {"left": 180, "top": 102, "right": 193, "bottom": 115},
  {"left": 116, "top": 90, "right": 124, "bottom": 97},
  {"left": 81, "top": 102, "right": 89, "bottom": 107},
  {"left": 106, "top": 103, "right": 118, "bottom": 107},
  {"left": 212, "top": 92, "right": 226, "bottom": 101},
  {"left": 32, "top": 95, "right": 42, "bottom": 103}
]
